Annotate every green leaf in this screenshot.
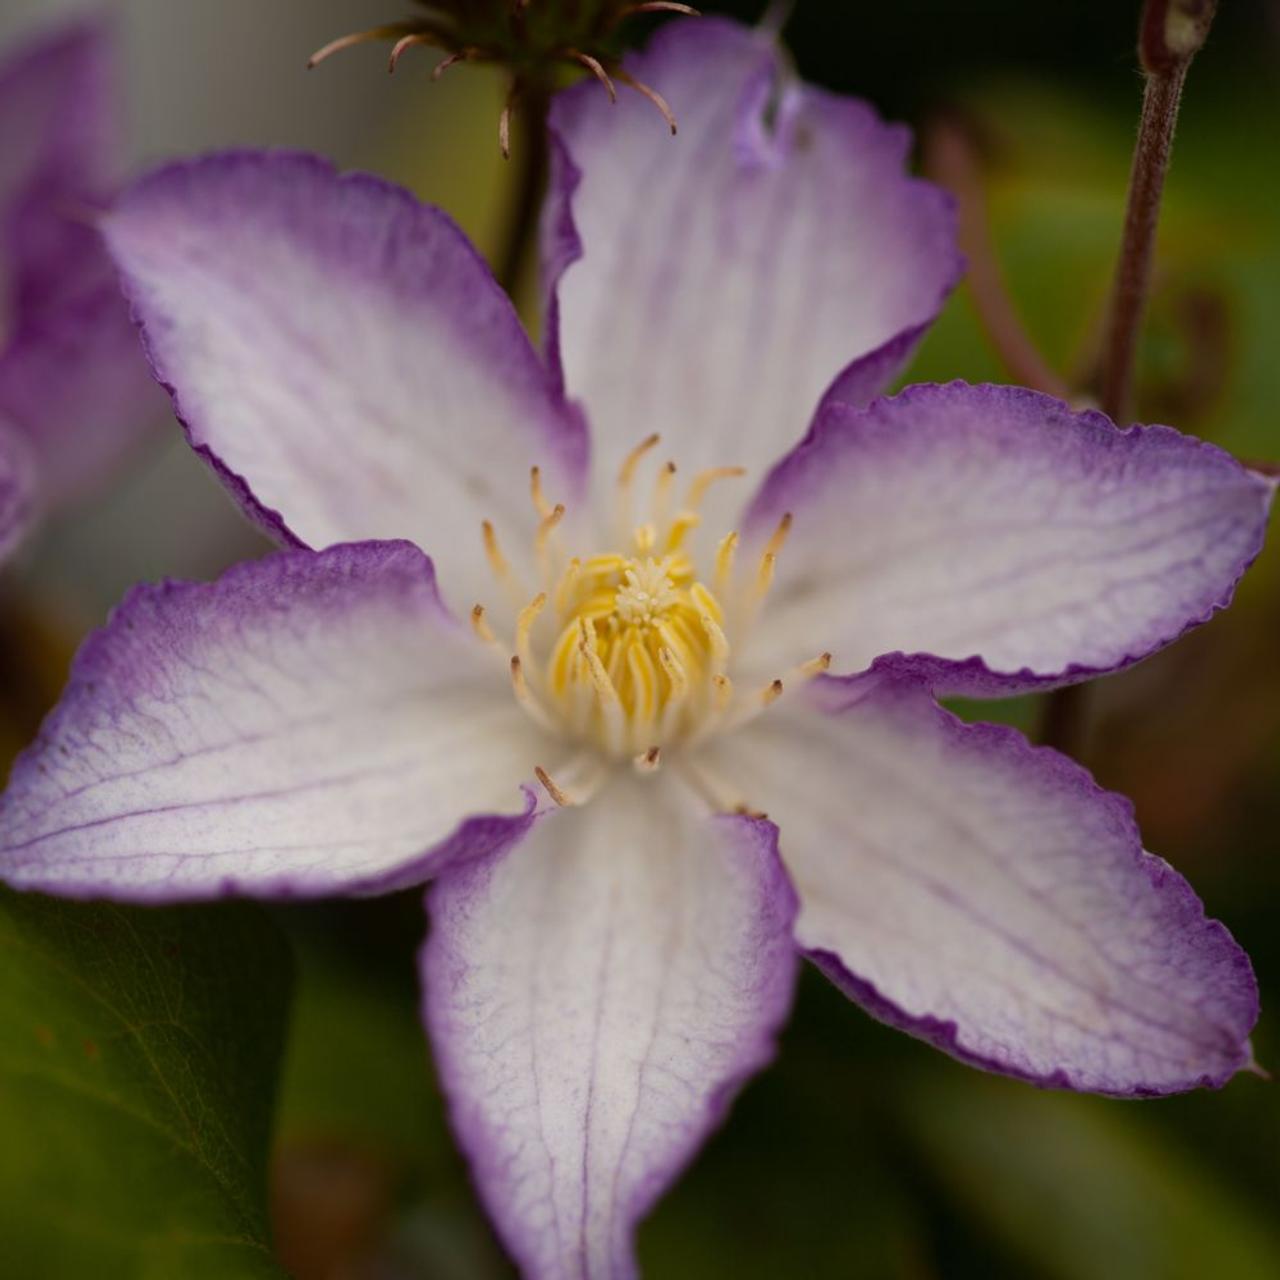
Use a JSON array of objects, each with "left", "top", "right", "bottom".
[
  {"left": 904, "top": 1073, "right": 1280, "bottom": 1280},
  {"left": 0, "top": 890, "right": 293, "bottom": 1279}
]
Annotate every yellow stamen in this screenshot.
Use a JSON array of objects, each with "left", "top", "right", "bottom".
[
  {"left": 534, "top": 765, "right": 572, "bottom": 808},
  {"left": 685, "top": 466, "right": 746, "bottom": 512},
  {"left": 471, "top": 603, "right": 497, "bottom": 646},
  {"left": 756, "top": 513, "right": 793, "bottom": 598},
  {"left": 554, "top": 557, "right": 582, "bottom": 615},
  {"left": 797, "top": 652, "right": 833, "bottom": 680},
  {"left": 712, "top": 673, "right": 734, "bottom": 712},
  {"left": 515, "top": 593, "right": 547, "bottom": 672},
  {"left": 618, "top": 433, "right": 661, "bottom": 489},
  {"left": 714, "top": 531, "right": 739, "bottom": 596},
  {"left": 665, "top": 511, "right": 700, "bottom": 553},
  {"left": 505, "top": 447, "right": 828, "bottom": 763},
  {"left": 652, "top": 460, "right": 678, "bottom": 529},
  {"left": 510, "top": 655, "right": 556, "bottom": 733},
  {"left": 530, "top": 466, "right": 553, "bottom": 519},
  {"left": 763, "top": 511, "right": 794, "bottom": 560},
  {"left": 535, "top": 504, "right": 566, "bottom": 558},
  {"left": 578, "top": 624, "right": 626, "bottom": 752},
  {"left": 482, "top": 520, "right": 510, "bottom": 581},
  {"left": 658, "top": 646, "right": 689, "bottom": 700}
]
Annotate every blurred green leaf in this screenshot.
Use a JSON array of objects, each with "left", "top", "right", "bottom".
[
  {"left": 904, "top": 1074, "right": 1280, "bottom": 1280},
  {"left": 0, "top": 890, "right": 292, "bottom": 1279},
  {"left": 275, "top": 929, "right": 510, "bottom": 1277},
  {"left": 276, "top": 933, "right": 447, "bottom": 1172}
]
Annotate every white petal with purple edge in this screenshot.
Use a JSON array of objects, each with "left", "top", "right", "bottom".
[
  {"left": 742, "top": 383, "right": 1275, "bottom": 692},
  {"left": 102, "top": 152, "right": 588, "bottom": 616},
  {"left": 544, "top": 18, "right": 958, "bottom": 528},
  {"left": 0, "top": 542, "right": 549, "bottom": 901},
  {"left": 706, "top": 674, "right": 1257, "bottom": 1095},
  {"left": 424, "top": 775, "right": 797, "bottom": 1280}
]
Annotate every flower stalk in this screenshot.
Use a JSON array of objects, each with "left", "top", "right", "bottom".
[
  {"left": 495, "top": 81, "right": 550, "bottom": 293},
  {"left": 1042, "top": 0, "right": 1217, "bottom": 758},
  {"left": 1099, "top": 0, "right": 1218, "bottom": 427}
]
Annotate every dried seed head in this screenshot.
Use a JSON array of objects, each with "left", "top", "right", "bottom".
[{"left": 307, "top": 0, "right": 701, "bottom": 152}]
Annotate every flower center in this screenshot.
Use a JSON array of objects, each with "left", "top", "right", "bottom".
[
  {"left": 544, "top": 541, "right": 726, "bottom": 758},
  {"left": 473, "top": 436, "right": 829, "bottom": 806}
]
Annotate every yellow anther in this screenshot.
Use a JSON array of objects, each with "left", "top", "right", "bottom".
[
  {"left": 696, "top": 611, "right": 730, "bottom": 671},
  {"left": 763, "top": 511, "right": 794, "bottom": 559},
  {"left": 510, "top": 654, "right": 531, "bottom": 699},
  {"left": 615, "top": 433, "right": 662, "bottom": 542},
  {"left": 714, "top": 531, "right": 739, "bottom": 596},
  {"left": 658, "top": 646, "right": 689, "bottom": 700},
  {"left": 534, "top": 765, "right": 572, "bottom": 808},
  {"left": 798, "top": 652, "right": 833, "bottom": 680},
  {"left": 757, "top": 513, "right": 793, "bottom": 598},
  {"left": 535, "top": 504, "right": 566, "bottom": 559},
  {"left": 530, "top": 466, "right": 553, "bottom": 519},
  {"left": 665, "top": 511, "right": 700, "bottom": 553},
  {"left": 579, "top": 634, "right": 619, "bottom": 702},
  {"left": 578, "top": 626, "right": 626, "bottom": 752},
  {"left": 758, "top": 553, "right": 778, "bottom": 597},
  {"left": 712, "top": 672, "right": 734, "bottom": 712},
  {"left": 508, "top": 450, "right": 817, "bottom": 759},
  {"left": 554, "top": 557, "right": 582, "bottom": 614},
  {"left": 618, "top": 433, "right": 661, "bottom": 488},
  {"left": 515, "top": 593, "right": 547, "bottom": 671},
  {"left": 482, "top": 520, "right": 510, "bottom": 581},
  {"left": 653, "top": 460, "right": 678, "bottom": 528},
  {"left": 509, "top": 654, "right": 556, "bottom": 733},
  {"left": 685, "top": 466, "right": 746, "bottom": 512},
  {"left": 471, "top": 603, "right": 497, "bottom": 646}
]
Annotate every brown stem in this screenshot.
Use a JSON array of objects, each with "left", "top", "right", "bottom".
[
  {"left": 1095, "top": 63, "right": 1187, "bottom": 425},
  {"left": 924, "top": 118, "right": 1071, "bottom": 400},
  {"left": 1042, "top": 0, "right": 1217, "bottom": 757},
  {"left": 495, "top": 81, "right": 550, "bottom": 298}
]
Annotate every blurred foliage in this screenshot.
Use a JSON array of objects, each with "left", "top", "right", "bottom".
[
  {"left": 906, "top": 1071, "right": 1280, "bottom": 1280},
  {"left": 0, "top": 892, "right": 291, "bottom": 1278}
]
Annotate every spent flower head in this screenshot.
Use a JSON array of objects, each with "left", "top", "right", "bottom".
[
  {"left": 309, "top": 0, "right": 700, "bottom": 152},
  {"left": 1, "top": 18, "right": 1272, "bottom": 1279}
]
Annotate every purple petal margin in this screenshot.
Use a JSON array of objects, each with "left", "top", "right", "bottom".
[
  {"left": 422, "top": 803, "right": 799, "bottom": 1279},
  {"left": 799, "top": 671, "right": 1259, "bottom": 1096}
]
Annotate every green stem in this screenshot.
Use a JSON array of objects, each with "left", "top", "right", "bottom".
[{"left": 495, "top": 81, "right": 551, "bottom": 298}]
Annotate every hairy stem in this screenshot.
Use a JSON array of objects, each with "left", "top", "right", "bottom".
[
  {"left": 1096, "top": 63, "right": 1187, "bottom": 425},
  {"left": 495, "top": 82, "right": 551, "bottom": 298},
  {"left": 1041, "top": 0, "right": 1217, "bottom": 757}
]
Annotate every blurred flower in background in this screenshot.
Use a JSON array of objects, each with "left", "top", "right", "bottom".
[{"left": 0, "top": 21, "right": 158, "bottom": 563}]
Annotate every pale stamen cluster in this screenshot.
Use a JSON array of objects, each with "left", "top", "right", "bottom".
[{"left": 473, "top": 436, "right": 831, "bottom": 809}]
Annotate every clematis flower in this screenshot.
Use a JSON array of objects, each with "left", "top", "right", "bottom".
[
  {"left": 0, "top": 20, "right": 159, "bottom": 558},
  {"left": 0, "top": 17, "right": 1272, "bottom": 1278}
]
